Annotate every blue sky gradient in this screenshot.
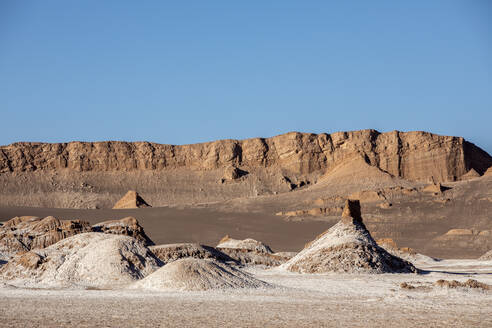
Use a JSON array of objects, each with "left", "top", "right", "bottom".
[{"left": 1, "top": 1, "right": 491, "bottom": 153}]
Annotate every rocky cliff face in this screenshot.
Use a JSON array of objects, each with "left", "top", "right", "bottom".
[{"left": 1, "top": 130, "right": 490, "bottom": 182}]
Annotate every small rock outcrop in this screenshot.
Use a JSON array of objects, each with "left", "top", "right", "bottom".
[
  {"left": 216, "top": 236, "right": 291, "bottom": 266},
  {"left": 0, "top": 216, "right": 92, "bottom": 260},
  {"left": 0, "top": 233, "right": 162, "bottom": 288},
  {"left": 423, "top": 183, "right": 444, "bottom": 194},
  {"left": 282, "top": 200, "right": 418, "bottom": 274},
  {"left": 0, "top": 215, "right": 155, "bottom": 261},
  {"left": 460, "top": 168, "right": 481, "bottom": 180},
  {"left": 131, "top": 258, "right": 270, "bottom": 291},
  {"left": 221, "top": 166, "right": 248, "bottom": 183},
  {"left": 92, "top": 217, "right": 154, "bottom": 246},
  {"left": 149, "top": 243, "right": 236, "bottom": 264},
  {"left": 113, "top": 191, "right": 151, "bottom": 209},
  {"left": 479, "top": 249, "right": 492, "bottom": 260},
  {"left": 217, "top": 236, "right": 273, "bottom": 253}
]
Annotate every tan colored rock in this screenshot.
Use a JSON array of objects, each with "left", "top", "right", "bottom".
[
  {"left": 221, "top": 166, "right": 247, "bottom": 183},
  {"left": 479, "top": 249, "right": 492, "bottom": 260},
  {"left": 445, "top": 229, "right": 474, "bottom": 236},
  {"left": 423, "top": 183, "right": 444, "bottom": 194},
  {"left": 275, "top": 206, "right": 342, "bottom": 217},
  {"left": 113, "top": 191, "right": 151, "bottom": 209},
  {"left": 341, "top": 199, "right": 362, "bottom": 223},
  {"left": 484, "top": 166, "right": 492, "bottom": 176},
  {"left": 92, "top": 217, "right": 154, "bottom": 246},
  {"left": 282, "top": 200, "right": 418, "bottom": 274},
  {"left": 349, "top": 190, "right": 385, "bottom": 203},
  {"left": 1, "top": 130, "right": 490, "bottom": 183},
  {"left": 0, "top": 216, "right": 92, "bottom": 260},
  {"left": 460, "top": 168, "right": 480, "bottom": 180}
]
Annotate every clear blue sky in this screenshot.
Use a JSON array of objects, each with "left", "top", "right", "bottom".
[{"left": 1, "top": 1, "right": 491, "bottom": 153}]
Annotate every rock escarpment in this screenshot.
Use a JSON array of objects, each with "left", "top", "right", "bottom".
[{"left": 1, "top": 130, "right": 490, "bottom": 183}]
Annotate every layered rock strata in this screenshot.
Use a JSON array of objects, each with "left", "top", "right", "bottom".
[{"left": 1, "top": 130, "right": 490, "bottom": 183}]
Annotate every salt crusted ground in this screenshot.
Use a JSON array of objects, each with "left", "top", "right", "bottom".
[{"left": 0, "top": 259, "right": 491, "bottom": 327}]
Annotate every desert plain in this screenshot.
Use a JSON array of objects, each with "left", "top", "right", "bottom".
[{"left": 1, "top": 129, "right": 492, "bottom": 327}]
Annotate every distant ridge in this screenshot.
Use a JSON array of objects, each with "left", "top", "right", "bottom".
[{"left": 1, "top": 129, "right": 491, "bottom": 183}]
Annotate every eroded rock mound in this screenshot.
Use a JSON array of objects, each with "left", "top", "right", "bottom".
[
  {"left": 113, "top": 190, "right": 151, "bottom": 209},
  {"left": 282, "top": 200, "right": 418, "bottom": 274},
  {"left": 149, "top": 243, "right": 236, "bottom": 264},
  {"left": 479, "top": 249, "right": 492, "bottom": 260},
  {"left": 216, "top": 236, "right": 288, "bottom": 266},
  {"left": 92, "top": 216, "right": 154, "bottom": 246},
  {"left": 435, "top": 279, "right": 490, "bottom": 290},
  {"left": 217, "top": 236, "right": 273, "bottom": 254},
  {"left": 460, "top": 168, "right": 480, "bottom": 180},
  {"left": 0, "top": 233, "right": 161, "bottom": 288},
  {"left": 132, "top": 258, "right": 270, "bottom": 291},
  {"left": 0, "top": 216, "right": 92, "bottom": 260}
]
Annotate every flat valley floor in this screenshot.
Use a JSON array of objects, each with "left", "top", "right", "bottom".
[{"left": 1, "top": 260, "right": 491, "bottom": 327}]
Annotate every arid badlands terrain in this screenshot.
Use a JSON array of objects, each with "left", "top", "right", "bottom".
[{"left": 0, "top": 129, "right": 491, "bottom": 327}]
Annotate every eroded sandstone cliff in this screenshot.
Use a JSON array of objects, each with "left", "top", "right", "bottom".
[{"left": 1, "top": 130, "right": 490, "bottom": 182}]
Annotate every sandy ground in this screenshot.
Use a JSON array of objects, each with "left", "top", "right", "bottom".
[
  {"left": 1, "top": 260, "right": 491, "bottom": 327},
  {"left": 0, "top": 206, "right": 333, "bottom": 252}
]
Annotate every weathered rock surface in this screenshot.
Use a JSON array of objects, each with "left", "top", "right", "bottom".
[
  {"left": 149, "top": 243, "right": 236, "bottom": 264},
  {"left": 1, "top": 130, "right": 490, "bottom": 182},
  {"left": 282, "top": 200, "right": 418, "bottom": 274},
  {"left": 0, "top": 216, "right": 155, "bottom": 260},
  {"left": 112, "top": 191, "right": 151, "bottom": 209},
  {"left": 0, "top": 233, "right": 162, "bottom": 288},
  {"left": 92, "top": 216, "right": 154, "bottom": 246},
  {"left": 216, "top": 236, "right": 291, "bottom": 266},
  {"left": 131, "top": 258, "right": 269, "bottom": 291},
  {"left": 479, "top": 249, "right": 492, "bottom": 260},
  {"left": 0, "top": 216, "right": 92, "bottom": 260},
  {"left": 217, "top": 236, "right": 273, "bottom": 254},
  {"left": 460, "top": 168, "right": 481, "bottom": 180}
]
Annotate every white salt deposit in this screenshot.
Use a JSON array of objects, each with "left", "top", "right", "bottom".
[
  {"left": 0, "top": 232, "right": 161, "bottom": 289},
  {"left": 132, "top": 258, "right": 270, "bottom": 291}
]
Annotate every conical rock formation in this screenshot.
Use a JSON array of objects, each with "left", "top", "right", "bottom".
[
  {"left": 131, "top": 258, "right": 270, "bottom": 291},
  {"left": 282, "top": 200, "right": 418, "bottom": 274},
  {"left": 113, "top": 190, "right": 151, "bottom": 209}
]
